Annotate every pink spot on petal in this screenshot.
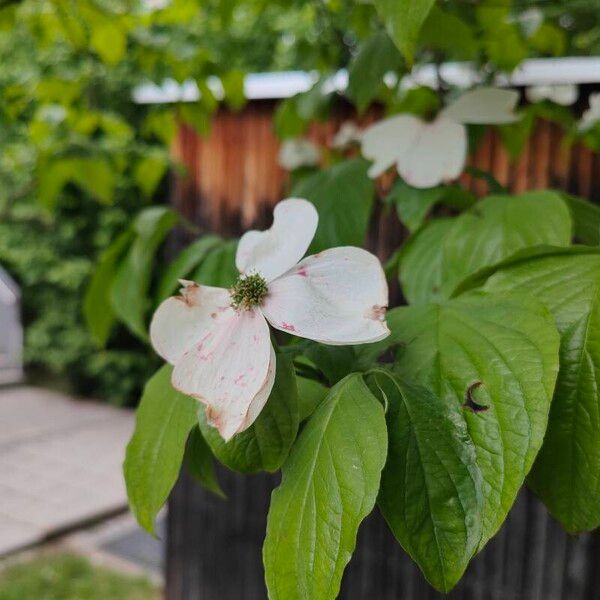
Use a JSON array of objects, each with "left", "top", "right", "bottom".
[
  {"left": 297, "top": 267, "right": 309, "bottom": 277},
  {"left": 281, "top": 322, "right": 297, "bottom": 332}
]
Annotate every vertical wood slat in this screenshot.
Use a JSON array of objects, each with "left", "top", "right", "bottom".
[{"left": 167, "top": 97, "right": 600, "bottom": 600}]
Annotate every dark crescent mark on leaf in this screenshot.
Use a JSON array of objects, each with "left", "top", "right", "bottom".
[{"left": 463, "top": 381, "right": 489, "bottom": 413}]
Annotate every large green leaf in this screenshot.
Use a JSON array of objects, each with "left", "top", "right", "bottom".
[
  {"left": 347, "top": 31, "right": 402, "bottom": 113},
  {"left": 296, "top": 376, "right": 328, "bottom": 422},
  {"left": 387, "top": 180, "right": 445, "bottom": 233},
  {"left": 388, "top": 294, "right": 560, "bottom": 548},
  {"left": 292, "top": 159, "right": 374, "bottom": 252},
  {"left": 375, "top": 373, "right": 483, "bottom": 592},
  {"left": 564, "top": 194, "right": 600, "bottom": 245},
  {"left": 191, "top": 239, "right": 238, "bottom": 288},
  {"left": 185, "top": 426, "right": 225, "bottom": 499},
  {"left": 156, "top": 234, "right": 222, "bottom": 301},
  {"left": 420, "top": 6, "right": 478, "bottom": 60},
  {"left": 399, "top": 191, "right": 572, "bottom": 304},
  {"left": 472, "top": 247, "right": 600, "bottom": 532},
  {"left": 124, "top": 365, "right": 198, "bottom": 535},
  {"left": 374, "top": 0, "right": 436, "bottom": 63},
  {"left": 110, "top": 207, "right": 179, "bottom": 341},
  {"left": 84, "top": 228, "right": 134, "bottom": 347},
  {"left": 263, "top": 374, "right": 387, "bottom": 600},
  {"left": 198, "top": 354, "right": 299, "bottom": 473}
]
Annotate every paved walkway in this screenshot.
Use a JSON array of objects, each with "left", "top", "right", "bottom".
[{"left": 0, "top": 386, "right": 135, "bottom": 556}]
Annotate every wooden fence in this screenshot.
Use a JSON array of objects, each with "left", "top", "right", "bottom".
[{"left": 166, "top": 92, "right": 600, "bottom": 600}]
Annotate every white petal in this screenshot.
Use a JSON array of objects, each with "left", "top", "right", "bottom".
[
  {"left": 361, "top": 114, "right": 423, "bottom": 178},
  {"left": 233, "top": 345, "right": 276, "bottom": 435},
  {"left": 526, "top": 84, "right": 578, "bottom": 106},
  {"left": 261, "top": 247, "right": 389, "bottom": 345},
  {"left": 172, "top": 308, "right": 272, "bottom": 441},
  {"left": 441, "top": 87, "right": 520, "bottom": 124},
  {"left": 278, "top": 139, "right": 321, "bottom": 171},
  {"left": 235, "top": 198, "right": 318, "bottom": 282},
  {"left": 397, "top": 116, "right": 467, "bottom": 189},
  {"left": 579, "top": 92, "right": 600, "bottom": 132},
  {"left": 149, "top": 281, "right": 231, "bottom": 365}
]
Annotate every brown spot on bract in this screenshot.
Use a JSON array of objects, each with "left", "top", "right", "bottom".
[
  {"left": 463, "top": 381, "right": 489, "bottom": 413},
  {"left": 368, "top": 304, "right": 387, "bottom": 321}
]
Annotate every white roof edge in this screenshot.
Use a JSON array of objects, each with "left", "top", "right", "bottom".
[{"left": 133, "top": 56, "right": 600, "bottom": 105}]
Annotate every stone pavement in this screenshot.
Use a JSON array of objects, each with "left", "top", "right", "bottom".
[{"left": 0, "top": 386, "right": 135, "bottom": 556}]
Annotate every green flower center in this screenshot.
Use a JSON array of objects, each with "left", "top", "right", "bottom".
[{"left": 230, "top": 273, "right": 268, "bottom": 310}]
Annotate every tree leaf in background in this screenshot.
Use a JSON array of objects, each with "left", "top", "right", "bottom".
[
  {"left": 110, "top": 206, "right": 179, "bottom": 341},
  {"left": 420, "top": 6, "right": 478, "bottom": 60},
  {"left": 563, "top": 194, "right": 600, "bottom": 245},
  {"left": 263, "top": 374, "right": 387, "bottom": 600},
  {"left": 374, "top": 0, "right": 436, "bottom": 63},
  {"left": 84, "top": 228, "right": 135, "bottom": 347},
  {"left": 388, "top": 294, "right": 560, "bottom": 548},
  {"left": 191, "top": 239, "right": 239, "bottom": 287},
  {"left": 178, "top": 102, "right": 211, "bottom": 136},
  {"left": 399, "top": 191, "right": 572, "bottom": 304},
  {"left": 221, "top": 69, "right": 246, "bottom": 110},
  {"left": 375, "top": 373, "right": 483, "bottom": 592},
  {"left": 463, "top": 166, "right": 508, "bottom": 195},
  {"left": 134, "top": 153, "right": 169, "bottom": 198},
  {"left": 472, "top": 247, "right": 600, "bottom": 532},
  {"left": 90, "top": 22, "right": 127, "bottom": 65},
  {"left": 38, "top": 157, "right": 116, "bottom": 209},
  {"left": 124, "top": 365, "right": 198, "bottom": 535},
  {"left": 387, "top": 180, "right": 444, "bottom": 233},
  {"left": 156, "top": 234, "right": 222, "bottom": 301},
  {"left": 347, "top": 31, "right": 402, "bottom": 113},
  {"left": 185, "top": 426, "right": 225, "bottom": 499},
  {"left": 274, "top": 97, "right": 308, "bottom": 139},
  {"left": 292, "top": 158, "right": 374, "bottom": 252},
  {"left": 198, "top": 354, "right": 298, "bottom": 473},
  {"left": 296, "top": 376, "right": 328, "bottom": 421}
]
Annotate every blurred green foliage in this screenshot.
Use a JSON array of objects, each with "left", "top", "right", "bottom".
[{"left": 0, "top": 0, "right": 598, "bottom": 404}]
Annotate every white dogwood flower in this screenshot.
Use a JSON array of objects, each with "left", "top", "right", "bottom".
[
  {"left": 150, "top": 199, "right": 389, "bottom": 441},
  {"left": 332, "top": 122, "right": 363, "bottom": 149},
  {"left": 579, "top": 93, "right": 600, "bottom": 132},
  {"left": 525, "top": 84, "right": 578, "bottom": 106},
  {"left": 278, "top": 139, "right": 321, "bottom": 171},
  {"left": 361, "top": 87, "right": 520, "bottom": 189}
]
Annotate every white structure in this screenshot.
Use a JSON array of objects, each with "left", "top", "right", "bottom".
[{"left": 0, "top": 266, "right": 23, "bottom": 384}]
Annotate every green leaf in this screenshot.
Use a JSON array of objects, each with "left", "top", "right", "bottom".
[
  {"left": 84, "top": 228, "right": 135, "bottom": 347},
  {"left": 179, "top": 102, "right": 211, "bottom": 136},
  {"left": 399, "top": 191, "right": 572, "bottom": 304},
  {"left": 296, "top": 376, "right": 328, "bottom": 421},
  {"left": 221, "top": 69, "right": 246, "bottom": 110},
  {"left": 347, "top": 31, "right": 402, "bottom": 113},
  {"left": 420, "top": 6, "right": 478, "bottom": 60},
  {"left": 387, "top": 180, "right": 444, "bottom": 233},
  {"left": 471, "top": 247, "right": 600, "bottom": 532},
  {"left": 191, "top": 239, "right": 238, "bottom": 288},
  {"left": 263, "top": 374, "right": 387, "bottom": 600},
  {"left": 110, "top": 207, "right": 179, "bottom": 341},
  {"left": 274, "top": 97, "right": 308, "bottom": 139},
  {"left": 198, "top": 354, "right": 299, "bottom": 473},
  {"left": 374, "top": 0, "right": 436, "bottom": 63},
  {"left": 185, "top": 426, "right": 225, "bottom": 499},
  {"left": 156, "top": 235, "right": 222, "bottom": 301},
  {"left": 90, "top": 22, "right": 127, "bottom": 65},
  {"left": 124, "top": 365, "right": 198, "bottom": 535},
  {"left": 388, "top": 294, "right": 560, "bottom": 548},
  {"left": 398, "top": 218, "right": 454, "bottom": 305},
  {"left": 38, "top": 157, "right": 116, "bottom": 209},
  {"left": 375, "top": 373, "right": 483, "bottom": 592},
  {"left": 563, "top": 194, "right": 600, "bottom": 245},
  {"left": 292, "top": 158, "right": 374, "bottom": 252},
  {"left": 134, "top": 154, "right": 169, "bottom": 198}
]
